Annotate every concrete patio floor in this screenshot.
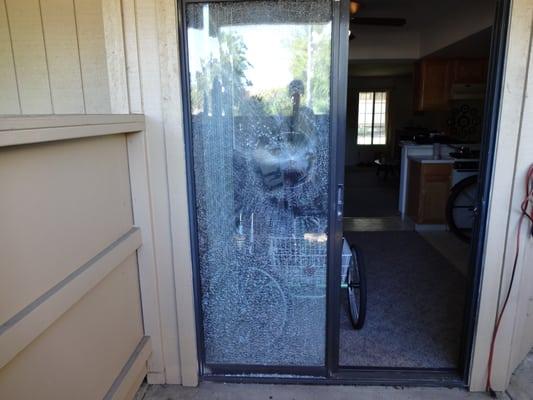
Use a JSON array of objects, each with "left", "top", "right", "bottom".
[{"left": 135, "top": 352, "right": 533, "bottom": 400}]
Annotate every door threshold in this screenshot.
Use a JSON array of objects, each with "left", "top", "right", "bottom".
[
  {"left": 201, "top": 369, "right": 466, "bottom": 388},
  {"left": 332, "top": 368, "right": 465, "bottom": 387}
]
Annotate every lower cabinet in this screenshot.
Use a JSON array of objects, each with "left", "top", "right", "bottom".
[{"left": 407, "top": 160, "right": 452, "bottom": 224}]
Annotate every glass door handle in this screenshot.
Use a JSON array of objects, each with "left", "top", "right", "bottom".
[{"left": 337, "top": 184, "right": 344, "bottom": 220}]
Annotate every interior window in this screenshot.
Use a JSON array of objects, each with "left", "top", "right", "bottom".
[{"left": 357, "top": 91, "right": 388, "bottom": 145}]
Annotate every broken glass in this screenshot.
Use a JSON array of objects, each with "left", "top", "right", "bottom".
[{"left": 186, "top": 0, "right": 332, "bottom": 366}]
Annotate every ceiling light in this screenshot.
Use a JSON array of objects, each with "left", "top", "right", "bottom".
[{"left": 350, "top": 1, "right": 361, "bottom": 15}]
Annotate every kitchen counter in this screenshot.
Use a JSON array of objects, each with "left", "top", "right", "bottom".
[
  {"left": 399, "top": 143, "right": 457, "bottom": 216},
  {"left": 398, "top": 141, "right": 481, "bottom": 216},
  {"left": 408, "top": 155, "right": 456, "bottom": 164}
]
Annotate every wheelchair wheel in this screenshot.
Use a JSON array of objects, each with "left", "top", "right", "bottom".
[
  {"left": 446, "top": 175, "right": 478, "bottom": 243},
  {"left": 347, "top": 245, "right": 366, "bottom": 330}
]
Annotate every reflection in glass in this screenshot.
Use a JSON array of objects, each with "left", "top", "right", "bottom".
[{"left": 186, "top": 0, "right": 332, "bottom": 366}]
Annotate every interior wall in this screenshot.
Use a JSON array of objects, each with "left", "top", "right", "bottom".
[
  {"left": 349, "top": 29, "right": 420, "bottom": 60},
  {"left": 345, "top": 74, "right": 414, "bottom": 166},
  {"left": 0, "top": 0, "right": 111, "bottom": 115},
  {"left": 419, "top": 0, "right": 496, "bottom": 56},
  {"left": 345, "top": 68, "right": 452, "bottom": 166}
]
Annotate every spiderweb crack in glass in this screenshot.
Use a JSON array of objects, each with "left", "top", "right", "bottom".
[{"left": 187, "top": 0, "right": 333, "bottom": 366}]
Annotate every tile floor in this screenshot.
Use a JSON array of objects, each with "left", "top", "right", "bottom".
[{"left": 343, "top": 216, "right": 414, "bottom": 232}]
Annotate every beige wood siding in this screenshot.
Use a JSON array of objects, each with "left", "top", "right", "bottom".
[
  {"left": 75, "top": 0, "right": 112, "bottom": 113},
  {"left": 5, "top": 0, "right": 53, "bottom": 114},
  {"left": 0, "top": 255, "right": 143, "bottom": 400},
  {"left": 40, "top": 0, "right": 85, "bottom": 113},
  {"left": 0, "top": 0, "right": 111, "bottom": 115},
  {"left": 0, "top": 134, "right": 133, "bottom": 323},
  {"left": 0, "top": 0, "right": 20, "bottom": 114},
  {"left": 0, "top": 117, "right": 150, "bottom": 399}
]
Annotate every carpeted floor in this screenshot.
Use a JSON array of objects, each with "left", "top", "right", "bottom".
[
  {"left": 344, "top": 167, "right": 400, "bottom": 218},
  {"left": 339, "top": 231, "right": 467, "bottom": 368}
]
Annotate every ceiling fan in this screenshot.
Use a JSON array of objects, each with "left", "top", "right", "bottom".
[{"left": 350, "top": 1, "right": 407, "bottom": 29}]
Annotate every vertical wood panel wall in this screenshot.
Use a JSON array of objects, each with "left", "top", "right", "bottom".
[
  {"left": 0, "top": 135, "right": 133, "bottom": 322},
  {"left": 5, "top": 0, "right": 52, "bottom": 114},
  {"left": 0, "top": 117, "right": 151, "bottom": 400},
  {"left": 0, "top": 0, "right": 194, "bottom": 387},
  {"left": 0, "top": 0, "right": 111, "bottom": 115},
  {"left": 0, "top": 0, "right": 20, "bottom": 114}
]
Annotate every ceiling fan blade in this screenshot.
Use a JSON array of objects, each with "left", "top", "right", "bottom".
[{"left": 350, "top": 17, "right": 407, "bottom": 27}]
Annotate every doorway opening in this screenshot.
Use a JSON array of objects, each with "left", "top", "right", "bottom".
[
  {"left": 338, "top": 0, "right": 503, "bottom": 380},
  {"left": 178, "top": 0, "right": 508, "bottom": 387}
]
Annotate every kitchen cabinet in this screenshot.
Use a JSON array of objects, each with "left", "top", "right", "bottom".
[
  {"left": 414, "top": 58, "right": 489, "bottom": 111},
  {"left": 414, "top": 59, "right": 452, "bottom": 112},
  {"left": 407, "top": 160, "right": 452, "bottom": 224},
  {"left": 452, "top": 59, "right": 488, "bottom": 84}
]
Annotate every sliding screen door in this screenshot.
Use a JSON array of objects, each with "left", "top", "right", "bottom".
[{"left": 184, "top": 0, "right": 334, "bottom": 369}]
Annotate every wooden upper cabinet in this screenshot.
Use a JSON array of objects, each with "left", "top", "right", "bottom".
[
  {"left": 414, "top": 59, "right": 452, "bottom": 112},
  {"left": 414, "top": 58, "right": 489, "bottom": 112},
  {"left": 452, "top": 59, "right": 489, "bottom": 84}
]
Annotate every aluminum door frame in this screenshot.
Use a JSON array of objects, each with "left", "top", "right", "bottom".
[
  {"left": 177, "top": 0, "right": 350, "bottom": 379},
  {"left": 177, "top": 0, "right": 510, "bottom": 387}
]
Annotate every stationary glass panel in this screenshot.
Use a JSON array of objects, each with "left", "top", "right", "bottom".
[{"left": 185, "top": 0, "right": 333, "bottom": 366}]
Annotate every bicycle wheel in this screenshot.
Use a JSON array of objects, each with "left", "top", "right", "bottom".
[
  {"left": 347, "top": 245, "right": 366, "bottom": 330},
  {"left": 446, "top": 175, "right": 478, "bottom": 243}
]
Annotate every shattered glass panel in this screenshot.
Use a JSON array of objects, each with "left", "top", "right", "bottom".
[{"left": 186, "top": 0, "right": 332, "bottom": 366}]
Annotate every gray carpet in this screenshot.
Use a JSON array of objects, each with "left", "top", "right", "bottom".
[{"left": 339, "top": 231, "right": 467, "bottom": 368}]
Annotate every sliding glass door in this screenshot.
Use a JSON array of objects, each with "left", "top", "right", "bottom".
[{"left": 182, "top": 0, "right": 345, "bottom": 373}]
